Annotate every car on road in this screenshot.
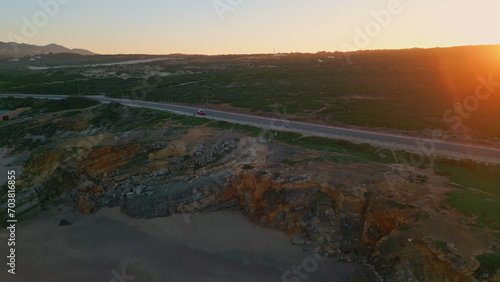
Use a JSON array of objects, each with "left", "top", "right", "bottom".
[{"left": 196, "top": 109, "right": 206, "bottom": 115}]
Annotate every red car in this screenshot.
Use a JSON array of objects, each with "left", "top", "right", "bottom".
[{"left": 196, "top": 109, "right": 206, "bottom": 115}]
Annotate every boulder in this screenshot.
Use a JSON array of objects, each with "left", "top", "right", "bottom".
[
  {"left": 126, "top": 192, "right": 136, "bottom": 200},
  {"left": 291, "top": 235, "right": 308, "bottom": 245},
  {"left": 135, "top": 186, "right": 143, "bottom": 196},
  {"left": 78, "top": 180, "right": 95, "bottom": 192},
  {"left": 78, "top": 196, "right": 96, "bottom": 214},
  {"left": 91, "top": 185, "right": 103, "bottom": 193},
  {"left": 58, "top": 219, "right": 72, "bottom": 226}
]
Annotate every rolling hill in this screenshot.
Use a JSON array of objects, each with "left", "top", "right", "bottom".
[{"left": 0, "top": 42, "right": 95, "bottom": 58}]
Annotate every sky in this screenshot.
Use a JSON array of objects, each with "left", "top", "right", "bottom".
[{"left": 1, "top": 0, "right": 499, "bottom": 55}]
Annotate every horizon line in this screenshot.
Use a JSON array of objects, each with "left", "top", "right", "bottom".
[{"left": 2, "top": 41, "right": 500, "bottom": 57}]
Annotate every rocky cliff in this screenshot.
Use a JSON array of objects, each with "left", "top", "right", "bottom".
[{"left": 1, "top": 101, "right": 498, "bottom": 281}]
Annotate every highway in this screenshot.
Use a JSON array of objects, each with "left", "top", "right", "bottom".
[{"left": 2, "top": 94, "right": 500, "bottom": 163}]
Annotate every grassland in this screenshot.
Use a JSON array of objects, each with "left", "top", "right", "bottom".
[
  {"left": 0, "top": 96, "right": 99, "bottom": 113},
  {"left": 434, "top": 160, "right": 500, "bottom": 195},
  {"left": 2, "top": 45, "right": 500, "bottom": 139},
  {"left": 474, "top": 252, "right": 500, "bottom": 279},
  {"left": 433, "top": 159, "right": 500, "bottom": 230}
]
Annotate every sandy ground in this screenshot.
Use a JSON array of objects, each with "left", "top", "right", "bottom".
[{"left": 0, "top": 208, "right": 358, "bottom": 282}]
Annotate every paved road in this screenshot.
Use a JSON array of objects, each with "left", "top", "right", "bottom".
[{"left": 2, "top": 94, "right": 500, "bottom": 163}]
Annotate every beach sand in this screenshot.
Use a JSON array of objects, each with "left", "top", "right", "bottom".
[{"left": 0, "top": 207, "right": 358, "bottom": 282}]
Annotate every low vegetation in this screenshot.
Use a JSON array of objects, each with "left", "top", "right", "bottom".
[
  {"left": 445, "top": 191, "right": 500, "bottom": 230},
  {"left": 0, "top": 96, "right": 99, "bottom": 112},
  {"left": 474, "top": 253, "right": 500, "bottom": 279},
  {"left": 434, "top": 160, "right": 500, "bottom": 195},
  {"left": 433, "top": 160, "right": 500, "bottom": 230},
  {"left": 2, "top": 45, "right": 500, "bottom": 138}
]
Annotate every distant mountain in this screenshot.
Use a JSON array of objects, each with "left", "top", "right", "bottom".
[{"left": 0, "top": 42, "right": 95, "bottom": 58}]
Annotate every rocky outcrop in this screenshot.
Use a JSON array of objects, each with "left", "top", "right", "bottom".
[
  {"left": 224, "top": 168, "right": 481, "bottom": 281},
  {"left": 0, "top": 186, "right": 42, "bottom": 224},
  {"left": 5, "top": 156, "right": 483, "bottom": 280},
  {"left": 368, "top": 238, "right": 475, "bottom": 281},
  {"left": 121, "top": 170, "right": 240, "bottom": 218},
  {"left": 2, "top": 107, "right": 495, "bottom": 281}
]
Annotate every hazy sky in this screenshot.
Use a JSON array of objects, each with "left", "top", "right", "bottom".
[{"left": 1, "top": 0, "right": 499, "bottom": 55}]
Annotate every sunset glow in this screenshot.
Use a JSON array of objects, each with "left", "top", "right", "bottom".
[{"left": 1, "top": 0, "right": 499, "bottom": 55}]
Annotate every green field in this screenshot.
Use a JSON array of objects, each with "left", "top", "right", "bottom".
[
  {"left": 2, "top": 45, "right": 500, "bottom": 138},
  {"left": 434, "top": 159, "right": 500, "bottom": 195},
  {"left": 434, "top": 159, "right": 500, "bottom": 230},
  {"left": 474, "top": 252, "right": 500, "bottom": 279}
]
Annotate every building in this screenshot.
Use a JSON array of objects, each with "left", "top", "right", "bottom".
[{"left": 0, "top": 108, "right": 31, "bottom": 121}]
